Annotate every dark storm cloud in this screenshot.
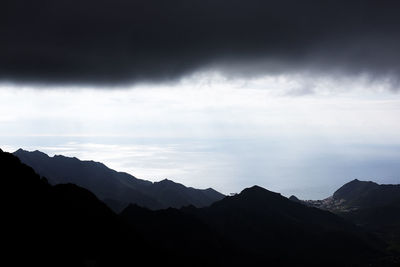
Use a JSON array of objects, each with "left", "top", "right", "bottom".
[{"left": 1, "top": 0, "right": 400, "bottom": 86}]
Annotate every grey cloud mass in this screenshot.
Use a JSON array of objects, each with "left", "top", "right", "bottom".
[{"left": 1, "top": 0, "right": 400, "bottom": 85}]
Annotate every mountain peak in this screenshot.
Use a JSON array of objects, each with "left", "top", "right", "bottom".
[
  {"left": 14, "top": 148, "right": 50, "bottom": 159},
  {"left": 289, "top": 195, "right": 302, "bottom": 203},
  {"left": 333, "top": 179, "right": 379, "bottom": 201},
  {"left": 159, "top": 178, "right": 173, "bottom": 183},
  {"left": 241, "top": 185, "right": 265, "bottom": 192},
  {"left": 241, "top": 185, "right": 281, "bottom": 196},
  {"left": 155, "top": 178, "right": 182, "bottom": 188},
  {"left": 348, "top": 178, "right": 377, "bottom": 185},
  {"left": 14, "top": 148, "right": 29, "bottom": 155},
  {"left": 221, "top": 185, "right": 285, "bottom": 206}
]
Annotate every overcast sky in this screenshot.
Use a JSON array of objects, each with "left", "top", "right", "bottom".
[{"left": 1, "top": 0, "right": 400, "bottom": 198}]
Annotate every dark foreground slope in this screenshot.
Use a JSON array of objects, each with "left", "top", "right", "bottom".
[
  {"left": 14, "top": 149, "right": 224, "bottom": 211},
  {"left": 121, "top": 185, "right": 398, "bottom": 266},
  {"left": 1, "top": 148, "right": 164, "bottom": 266},
  {"left": 182, "top": 186, "right": 394, "bottom": 266},
  {"left": 2, "top": 149, "right": 398, "bottom": 266}
]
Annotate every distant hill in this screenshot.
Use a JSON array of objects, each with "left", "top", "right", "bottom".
[
  {"left": 333, "top": 179, "right": 400, "bottom": 209},
  {"left": 13, "top": 149, "right": 224, "bottom": 212},
  {"left": 291, "top": 179, "right": 400, "bottom": 212},
  {"left": 333, "top": 179, "right": 400, "bottom": 253},
  {"left": 290, "top": 179, "right": 400, "bottom": 255}
]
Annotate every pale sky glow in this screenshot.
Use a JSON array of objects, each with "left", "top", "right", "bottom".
[{"left": 1, "top": 72, "right": 399, "bottom": 198}]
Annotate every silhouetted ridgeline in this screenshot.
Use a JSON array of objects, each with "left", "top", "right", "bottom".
[
  {"left": 2, "top": 148, "right": 399, "bottom": 266},
  {"left": 14, "top": 149, "right": 224, "bottom": 212}
]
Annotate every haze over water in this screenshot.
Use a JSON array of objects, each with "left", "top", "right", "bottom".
[{"left": 2, "top": 76, "right": 399, "bottom": 199}]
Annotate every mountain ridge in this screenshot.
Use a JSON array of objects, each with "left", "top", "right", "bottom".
[{"left": 13, "top": 148, "right": 225, "bottom": 212}]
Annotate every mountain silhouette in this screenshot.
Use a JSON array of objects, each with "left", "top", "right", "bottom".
[
  {"left": 14, "top": 148, "right": 224, "bottom": 212},
  {"left": 2, "top": 148, "right": 399, "bottom": 266},
  {"left": 183, "top": 185, "right": 392, "bottom": 266}
]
